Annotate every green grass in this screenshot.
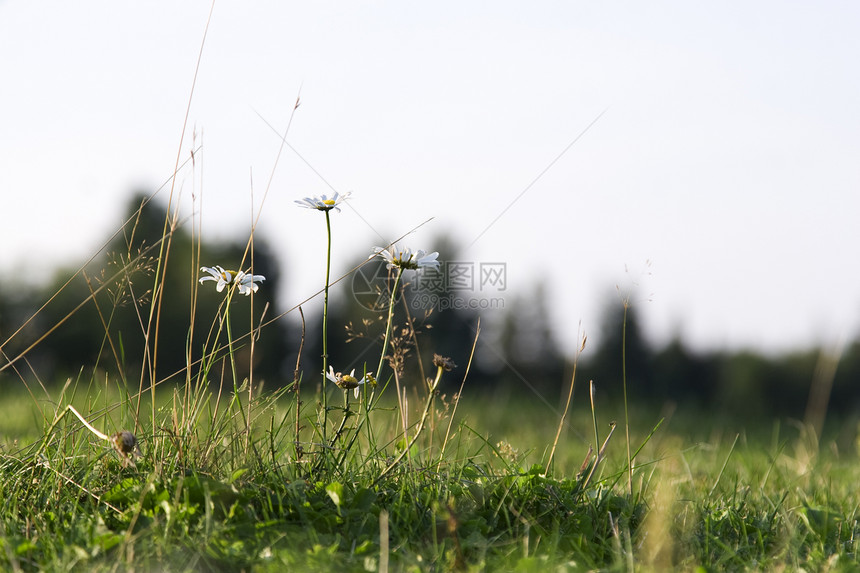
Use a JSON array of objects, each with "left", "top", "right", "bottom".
[
  {"left": 1, "top": 381, "right": 860, "bottom": 572},
  {"left": 2, "top": 202, "right": 859, "bottom": 572}
]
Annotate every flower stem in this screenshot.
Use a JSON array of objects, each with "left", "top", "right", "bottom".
[
  {"left": 335, "top": 371, "right": 376, "bottom": 470},
  {"left": 622, "top": 300, "right": 633, "bottom": 497},
  {"left": 330, "top": 268, "right": 402, "bottom": 469},
  {"left": 224, "top": 295, "right": 248, "bottom": 432},
  {"left": 321, "top": 210, "right": 333, "bottom": 447},
  {"left": 327, "top": 390, "right": 351, "bottom": 450},
  {"left": 375, "top": 268, "right": 403, "bottom": 380}
]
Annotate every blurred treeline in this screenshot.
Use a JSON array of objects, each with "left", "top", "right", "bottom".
[
  {"left": 0, "top": 193, "right": 290, "bottom": 392},
  {"left": 1, "top": 193, "right": 858, "bottom": 423}
]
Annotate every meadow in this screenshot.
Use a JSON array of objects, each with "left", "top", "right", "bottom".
[
  {"left": 1, "top": 377, "right": 859, "bottom": 572},
  {"left": 1, "top": 189, "right": 859, "bottom": 571},
  {"left": 1, "top": 31, "right": 857, "bottom": 569}
]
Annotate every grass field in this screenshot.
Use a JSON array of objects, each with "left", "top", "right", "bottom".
[
  {"left": 2, "top": 196, "right": 859, "bottom": 571},
  {"left": 1, "top": 378, "right": 859, "bottom": 572},
  {"left": 1, "top": 63, "right": 857, "bottom": 569}
]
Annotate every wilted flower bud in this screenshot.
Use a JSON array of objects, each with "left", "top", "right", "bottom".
[
  {"left": 433, "top": 354, "right": 456, "bottom": 371},
  {"left": 111, "top": 430, "right": 142, "bottom": 466}
]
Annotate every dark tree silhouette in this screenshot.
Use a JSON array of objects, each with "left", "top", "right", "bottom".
[
  {"left": 14, "top": 192, "right": 291, "bottom": 387},
  {"left": 582, "top": 298, "right": 655, "bottom": 403}
]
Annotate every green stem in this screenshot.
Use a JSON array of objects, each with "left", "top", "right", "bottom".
[
  {"left": 321, "top": 210, "right": 333, "bottom": 447},
  {"left": 335, "top": 369, "right": 378, "bottom": 470},
  {"left": 332, "top": 265, "right": 404, "bottom": 471},
  {"left": 225, "top": 295, "right": 247, "bottom": 432},
  {"left": 375, "top": 268, "right": 403, "bottom": 380},
  {"left": 334, "top": 268, "right": 402, "bottom": 469},
  {"left": 327, "top": 390, "right": 351, "bottom": 450},
  {"left": 622, "top": 301, "right": 632, "bottom": 497}
]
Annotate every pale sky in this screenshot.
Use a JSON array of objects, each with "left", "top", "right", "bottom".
[{"left": 2, "top": 1, "right": 859, "bottom": 357}]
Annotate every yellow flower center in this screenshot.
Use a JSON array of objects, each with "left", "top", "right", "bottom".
[
  {"left": 323, "top": 199, "right": 336, "bottom": 206},
  {"left": 339, "top": 374, "right": 359, "bottom": 389}
]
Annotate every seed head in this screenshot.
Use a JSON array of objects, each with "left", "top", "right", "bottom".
[{"left": 433, "top": 354, "right": 456, "bottom": 371}]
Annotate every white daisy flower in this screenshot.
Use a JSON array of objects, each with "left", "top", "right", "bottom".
[
  {"left": 295, "top": 191, "right": 351, "bottom": 212},
  {"left": 325, "top": 366, "right": 375, "bottom": 398},
  {"left": 199, "top": 265, "right": 265, "bottom": 296},
  {"left": 372, "top": 245, "right": 440, "bottom": 271},
  {"left": 234, "top": 270, "right": 266, "bottom": 295}
]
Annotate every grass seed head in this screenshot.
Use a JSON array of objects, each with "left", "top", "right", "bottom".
[{"left": 433, "top": 354, "right": 456, "bottom": 371}]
